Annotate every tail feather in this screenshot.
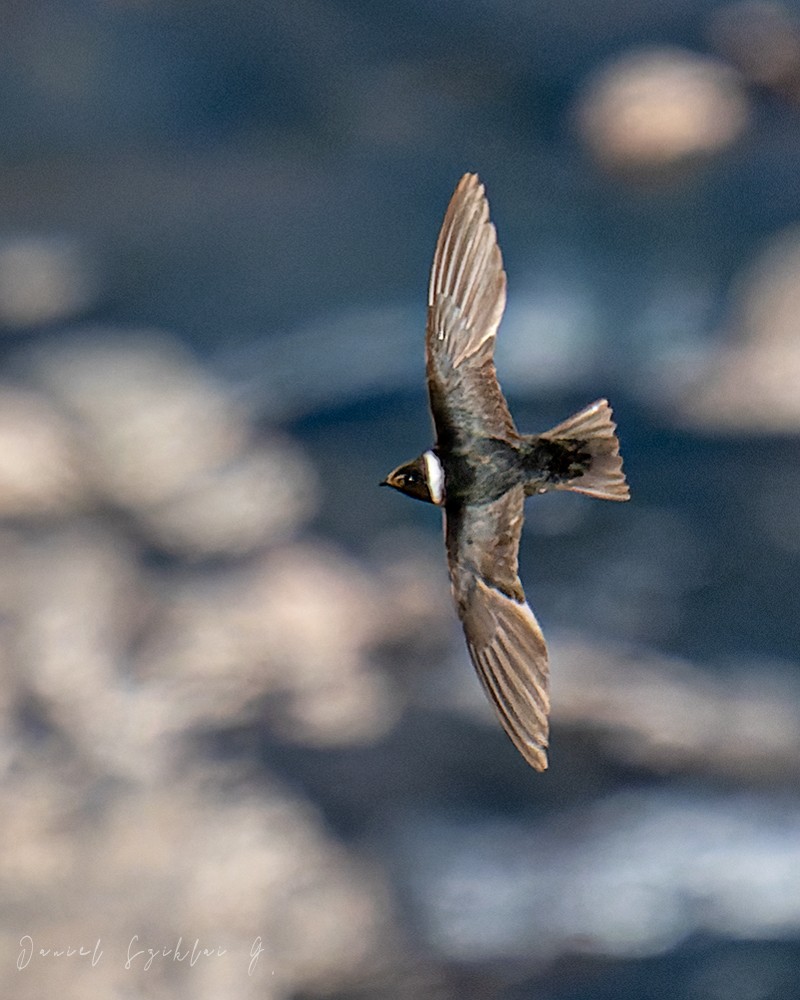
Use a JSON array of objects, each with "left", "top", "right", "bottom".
[{"left": 541, "top": 399, "right": 630, "bottom": 502}]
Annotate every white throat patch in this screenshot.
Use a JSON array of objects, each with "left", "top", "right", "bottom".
[{"left": 423, "top": 450, "right": 445, "bottom": 505}]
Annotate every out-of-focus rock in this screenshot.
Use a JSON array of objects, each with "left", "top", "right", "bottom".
[
  {"left": 2, "top": 523, "right": 431, "bottom": 775},
  {"left": 0, "top": 235, "right": 98, "bottom": 329},
  {"left": 370, "top": 534, "right": 454, "bottom": 650},
  {"left": 575, "top": 47, "right": 749, "bottom": 173},
  {"left": 5, "top": 762, "right": 398, "bottom": 1000},
  {"left": 139, "top": 543, "right": 403, "bottom": 747},
  {"left": 0, "top": 387, "right": 86, "bottom": 517},
  {"left": 176, "top": 784, "right": 392, "bottom": 993},
  {"left": 31, "top": 333, "right": 245, "bottom": 503},
  {"left": 32, "top": 333, "right": 247, "bottom": 506},
  {"left": 29, "top": 332, "right": 317, "bottom": 555},
  {"left": 10, "top": 526, "right": 156, "bottom": 775},
  {"left": 709, "top": 1, "right": 800, "bottom": 100},
  {"left": 674, "top": 226, "right": 800, "bottom": 431},
  {"left": 0, "top": 759, "right": 86, "bottom": 901},
  {"left": 135, "top": 442, "right": 317, "bottom": 558},
  {"left": 552, "top": 636, "right": 800, "bottom": 778}
]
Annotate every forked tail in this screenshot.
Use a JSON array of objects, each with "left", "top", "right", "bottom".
[{"left": 540, "top": 398, "right": 630, "bottom": 501}]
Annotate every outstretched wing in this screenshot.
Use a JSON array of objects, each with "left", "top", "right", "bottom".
[
  {"left": 445, "top": 485, "right": 551, "bottom": 770},
  {"left": 426, "top": 174, "right": 517, "bottom": 450}
]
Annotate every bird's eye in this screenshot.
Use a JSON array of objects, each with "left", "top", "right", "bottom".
[{"left": 404, "top": 472, "right": 418, "bottom": 485}]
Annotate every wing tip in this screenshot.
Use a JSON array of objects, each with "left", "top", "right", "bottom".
[
  {"left": 457, "top": 170, "right": 482, "bottom": 191},
  {"left": 521, "top": 744, "right": 549, "bottom": 771},
  {"left": 428, "top": 172, "right": 507, "bottom": 358},
  {"left": 465, "top": 581, "right": 552, "bottom": 774}
]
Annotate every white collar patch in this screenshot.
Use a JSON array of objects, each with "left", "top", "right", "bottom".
[{"left": 423, "top": 450, "right": 445, "bottom": 505}]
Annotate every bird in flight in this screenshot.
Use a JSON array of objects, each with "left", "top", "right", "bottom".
[{"left": 382, "top": 174, "right": 629, "bottom": 770}]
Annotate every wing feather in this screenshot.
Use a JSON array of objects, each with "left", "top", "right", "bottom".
[
  {"left": 446, "top": 487, "right": 551, "bottom": 771},
  {"left": 426, "top": 174, "right": 516, "bottom": 445},
  {"left": 465, "top": 583, "right": 550, "bottom": 771}
]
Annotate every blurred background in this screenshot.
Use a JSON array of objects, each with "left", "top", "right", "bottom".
[{"left": 2, "top": 1, "right": 800, "bottom": 997}]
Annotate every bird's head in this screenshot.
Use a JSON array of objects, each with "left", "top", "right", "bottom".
[{"left": 381, "top": 450, "right": 445, "bottom": 505}]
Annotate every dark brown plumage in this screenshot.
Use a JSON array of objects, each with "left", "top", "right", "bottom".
[{"left": 383, "top": 174, "right": 629, "bottom": 770}]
